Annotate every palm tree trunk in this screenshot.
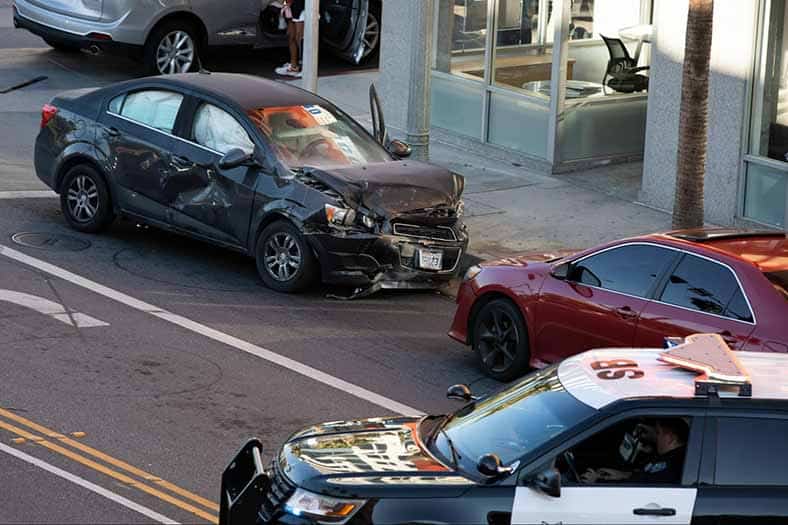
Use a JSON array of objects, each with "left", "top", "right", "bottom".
[{"left": 673, "top": 0, "right": 714, "bottom": 229}]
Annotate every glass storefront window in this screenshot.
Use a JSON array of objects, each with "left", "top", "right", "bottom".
[
  {"left": 434, "top": 0, "right": 490, "bottom": 82},
  {"left": 745, "top": 0, "right": 788, "bottom": 227},
  {"left": 430, "top": 0, "right": 652, "bottom": 162},
  {"left": 493, "top": 0, "right": 554, "bottom": 94}
]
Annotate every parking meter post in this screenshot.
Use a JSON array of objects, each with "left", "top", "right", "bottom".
[{"left": 302, "top": 0, "right": 320, "bottom": 93}]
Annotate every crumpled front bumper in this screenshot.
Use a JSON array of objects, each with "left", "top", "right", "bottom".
[{"left": 307, "top": 225, "right": 469, "bottom": 289}]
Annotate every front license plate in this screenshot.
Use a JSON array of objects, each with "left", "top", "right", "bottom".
[{"left": 419, "top": 249, "right": 443, "bottom": 270}]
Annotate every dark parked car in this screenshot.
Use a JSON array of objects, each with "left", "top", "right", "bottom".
[
  {"left": 218, "top": 334, "right": 788, "bottom": 524},
  {"left": 34, "top": 73, "right": 468, "bottom": 293},
  {"left": 450, "top": 229, "right": 788, "bottom": 380}
]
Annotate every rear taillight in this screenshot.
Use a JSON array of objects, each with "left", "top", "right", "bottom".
[{"left": 41, "top": 104, "right": 58, "bottom": 129}]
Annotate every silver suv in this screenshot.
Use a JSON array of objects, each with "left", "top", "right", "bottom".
[{"left": 12, "top": 0, "right": 381, "bottom": 75}]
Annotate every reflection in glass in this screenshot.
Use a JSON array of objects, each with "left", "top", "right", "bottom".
[{"left": 434, "top": 0, "right": 490, "bottom": 81}]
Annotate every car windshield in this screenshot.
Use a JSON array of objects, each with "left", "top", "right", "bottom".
[
  {"left": 766, "top": 270, "right": 788, "bottom": 301},
  {"left": 247, "top": 104, "right": 392, "bottom": 169},
  {"left": 434, "top": 366, "right": 595, "bottom": 467}
]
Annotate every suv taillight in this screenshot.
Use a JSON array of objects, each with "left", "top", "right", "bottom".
[{"left": 41, "top": 104, "right": 58, "bottom": 129}]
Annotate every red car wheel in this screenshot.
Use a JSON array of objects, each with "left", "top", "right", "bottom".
[{"left": 472, "top": 299, "right": 530, "bottom": 381}]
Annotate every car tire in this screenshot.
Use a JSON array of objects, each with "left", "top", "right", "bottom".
[
  {"left": 144, "top": 20, "right": 201, "bottom": 75},
  {"left": 44, "top": 39, "right": 81, "bottom": 52},
  {"left": 59, "top": 165, "right": 115, "bottom": 234},
  {"left": 472, "top": 299, "right": 530, "bottom": 382},
  {"left": 255, "top": 221, "right": 318, "bottom": 293}
]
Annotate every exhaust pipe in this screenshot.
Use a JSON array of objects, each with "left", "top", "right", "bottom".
[{"left": 87, "top": 45, "right": 101, "bottom": 55}]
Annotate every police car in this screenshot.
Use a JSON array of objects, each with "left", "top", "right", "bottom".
[{"left": 220, "top": 334, "right": 788, "bottom": 525}]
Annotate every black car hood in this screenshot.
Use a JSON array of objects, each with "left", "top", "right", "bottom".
[
  {"left": 304, "top": 161, "right": 464, "bottom": 220},
  {"left": 280, "top": 417, "right": 473, "bottom": 498}
]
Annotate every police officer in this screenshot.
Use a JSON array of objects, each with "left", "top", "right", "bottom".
[{"left": 580, "top": 418, "right": 688, "bottom": 484}]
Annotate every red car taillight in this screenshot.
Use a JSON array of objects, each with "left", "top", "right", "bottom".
[{"left": 41, "top": 103, "right": 58, "bottom": 129}]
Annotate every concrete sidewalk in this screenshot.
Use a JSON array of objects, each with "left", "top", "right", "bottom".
[{"left": 305, "top": 71, "right": 674, "bottom": 261}]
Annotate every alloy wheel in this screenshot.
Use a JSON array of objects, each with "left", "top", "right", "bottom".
[
  {"left": 156, "top": 30, "right": 195, "bottom": 75},
  {"left": 66, "top": 175, "right": 99, "bottom": 224},
  {"left": 361, "top": 11, "right": 380, "bottom": 59},
  {"left": 477, "top": 307, "right": 520, "bottom": 374},
  {"left": 264, "top": 232, "right": 302, "bottom": 282}
]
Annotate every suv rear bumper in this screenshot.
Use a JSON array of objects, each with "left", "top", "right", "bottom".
[
  {"left": 14, "top": 6, "right": 140, "bottom": 54},
  {"left": 12, "top": 0, "right": 147, "bottom": 46}
]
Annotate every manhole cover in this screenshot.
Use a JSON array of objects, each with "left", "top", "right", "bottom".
[{"left": 11, "top": 232, "right": 91, "bottom": 252}]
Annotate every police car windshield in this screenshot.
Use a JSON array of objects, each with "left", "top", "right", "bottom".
[
  {"left": 247, "top": 105, "right": 392, "bottom": 169},
  {"left": 437, "top": 366, "right": 595, "bottom": 467}
]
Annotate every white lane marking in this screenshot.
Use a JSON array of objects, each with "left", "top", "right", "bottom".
[
  {"left": 0, "top": 290, "right": 109, "bottom": 328},
  {"left": 0, "top": 442, "right": 179, "bottom": 525},
  {"left": 0, "top": 244, "right": 423, "bottom": 416},
  {"left": 0, "top": 190, "right": 58, "bottom": 200}
]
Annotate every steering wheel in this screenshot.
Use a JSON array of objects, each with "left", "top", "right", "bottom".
[
  {"left": 299, "top": 138, "right": 345, "bottom": 163},
  {"left": 562, "top": 450, "right": 580, "bottom": 482}
]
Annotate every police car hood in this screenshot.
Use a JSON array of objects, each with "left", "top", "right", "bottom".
[
  {"left": 304, "top": 161, "right": 464, "bottom": 221},
  {"left": 281, "top": 417, "right": 473, "bottom": 497}
]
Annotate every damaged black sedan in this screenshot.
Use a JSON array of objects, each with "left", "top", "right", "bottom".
[{"left": 33, "top": 73, "right": 468, "bottom": 293}]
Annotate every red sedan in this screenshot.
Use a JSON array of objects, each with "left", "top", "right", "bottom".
[{"left": 449, "top": 229, "right": 788, "bottom": 381}]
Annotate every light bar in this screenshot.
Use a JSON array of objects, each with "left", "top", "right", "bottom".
[{"left": 659, "top": 333, "right": 751, "bottom": 397}]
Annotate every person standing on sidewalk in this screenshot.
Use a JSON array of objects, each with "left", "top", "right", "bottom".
[{"left": 275, "top": 0, "right": 305, "bottom": 78}]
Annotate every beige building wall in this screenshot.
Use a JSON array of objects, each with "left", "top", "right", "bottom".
[{"left": 640, "top": 0, "right": 760, "bottom": 225}]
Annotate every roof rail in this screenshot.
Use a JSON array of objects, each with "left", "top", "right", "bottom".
[
  {"left": 659, "top": 334, "right": 752, "bottom": 397},
  {"left": 667, "top": 228, "right": 786, "bottom": 243}
]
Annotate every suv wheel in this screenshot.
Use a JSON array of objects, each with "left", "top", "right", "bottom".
[
  {"left": 144, "top": 20, "right": 200, "bottom": 75},
  {"left": 255, "top": 221, "right": 317, "bottom": 293},
  {"left": 360, "top": 4, "right": 381, "bottom": 62},
  {"left": 60, "top": 165, "right": 114, "bottom": 233},
  {"left": 472, "top": 299, "right": 530, "bottom": 381}
]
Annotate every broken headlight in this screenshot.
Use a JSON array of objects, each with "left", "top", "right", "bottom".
[
  {"left": 325, "top": 204, "right": 356, "bottom": 227},
  {"left": 456, "top": 200, "right": 465, "bottom": 217}
]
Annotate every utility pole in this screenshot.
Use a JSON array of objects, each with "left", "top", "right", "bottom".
[{"left": 302, "top": 0, "right": 320, "bottom": 93}]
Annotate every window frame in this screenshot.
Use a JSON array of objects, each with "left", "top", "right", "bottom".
[
  {"left": 568, "top": 242, "right": 681, "bottom": 300},
  {"left": 707, "top": 412, "right": 788, "bottom": 488},
  {"left": 567, "top": 242, "right": 757, "bottom": 325},
  {"left": 516, "top": 402, "right": 706, "bottom": 488},
  {"left": 190, "top": 102, "right": 256, "bottom": 157},
  {"left": 654, "top": 252, "right": 756, "bottom": 325},
  {"left": 107, "top": 89, "right": 185, "bottom": 135}
]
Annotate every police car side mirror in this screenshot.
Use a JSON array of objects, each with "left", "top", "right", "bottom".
[
  {"left": 477, "top": 453, "right": 513, "bottom": 478},
  {"left": 531, "top": 467, "right": 561, "bottom": 498},
  {"left": 447, "top": 384, "right": 478, "bottom": 402}
]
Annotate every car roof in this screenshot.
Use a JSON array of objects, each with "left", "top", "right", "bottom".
[
  {"left": 128, "top": 72, "right": 328, "bottom": 111},
  {"left": 644, "top": 229, "right": 788, "bottom": 273},
  {"left": 558, "top": 347, "right": 788, "bottom": 409}
]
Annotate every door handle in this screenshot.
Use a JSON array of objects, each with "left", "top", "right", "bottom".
[
  {"left": 171, "top": 155, "right": 195, "bottom": 170},
  {"left": 106, "top": 127, "right": 120, "bottom": 137},
  {"left": 718, "top": 330, "right": 738, "bottom": 347},
  {"left": 633, "top": 507, "right": 676, "bottom": 516},
  {"left": 615, "top": 306, "right": 637, "bottom": 319}
]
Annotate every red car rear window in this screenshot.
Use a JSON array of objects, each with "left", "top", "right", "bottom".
[{"left": 766, "top": 270, "right": 788, "bottom": 301}]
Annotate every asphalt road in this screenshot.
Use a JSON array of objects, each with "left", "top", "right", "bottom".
[{"left": 0, "top": 9, "right": 498, "bottom": 524}]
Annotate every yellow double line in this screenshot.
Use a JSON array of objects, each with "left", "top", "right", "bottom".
[{"left": 0, "top": 407, "right": 219, "bottom": 524}]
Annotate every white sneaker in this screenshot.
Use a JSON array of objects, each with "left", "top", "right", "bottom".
[
  {"left": 278, "top": 66, "right": 302, "bottom": 78},
  {"left": 274, "top": 63, "right": 291, "bottom": 76}
]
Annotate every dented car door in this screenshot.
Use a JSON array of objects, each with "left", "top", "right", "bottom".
[{"left": 165, "top": 97, "right": 260, "bottom": 249}]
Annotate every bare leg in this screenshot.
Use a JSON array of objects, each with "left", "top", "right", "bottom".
[
  {"left": 293, "top": 21, "right": 304, "bottom": 70},
  {"left": 288, "top": 21, "right": 300, "bottom": 70}
]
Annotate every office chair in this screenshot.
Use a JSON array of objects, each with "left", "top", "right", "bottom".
[{"left": 601, "top": 35, "right": 650, "bottom": 94}]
